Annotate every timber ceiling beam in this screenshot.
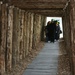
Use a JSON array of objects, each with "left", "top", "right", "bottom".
[
  {"left": 37, "top": 12, "right": 63, "bottom": 17},
  {"left": 12, "top": 1, "right": 66, "bottom": 5},
  {"left": 11, "top": 0, "right": 67, "bottom": 3},
  {"left": 11, "top": 1, "right": 66, "bottom": 9},
  {"left": 0, "top": 0, "right": 11, "bottom": 3},
  {"left": 22, "top": 8, "right": 63, "bottom": 10},
  {"left": 11, "top": 0, "right": 67, "bottom": 9},
  {"left": 31, "top": 11, "right": 63, "bottom": 15},
  {"left": 11, "top": 3, "right": 64, "bottom": 10},
  {"left": 8, "top": 0, "right": 67, "bottom": 16},
  {"left": 25, "top": 8, "right": 63, "bottom": 16},
  {"left": 27, "top": 10, "right": 63, "bottom": 13}
]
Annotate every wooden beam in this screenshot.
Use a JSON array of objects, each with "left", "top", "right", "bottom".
[
  {"left": 12, "top": 2, "right": 65, "bottom": 7},
  {"left": 63, "top": 0, "right": 70, "bottom": 10},
  {"left": 33, "top": 11, "right": 63, "bottom": 14},
  {"left": 11, "top": 1, "right": 65, "bottom": 9},
  {"left": 12, "top": 1, "right": 66, "bottom": 4},
  {"left": 12, "top": 0, "right": 67, "bottom": 3},
  {"left": 12, "top": 3, "right": 64, "bottom": 10},
  {"left": 22, "top": 8, "right": 63, "bottom": 10},
  {"left": 0, "top": 0, "right": 11, "bottom": 3},
  {"left": 27, "top": 10, "right": 63, "bottom": 14},
  {"left": 37, "top": 12, "right": 63, "bottom": 17}
]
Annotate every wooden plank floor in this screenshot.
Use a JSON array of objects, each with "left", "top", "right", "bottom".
[{"left": 23, "top": 42, "right": 59, "bottom": 75}]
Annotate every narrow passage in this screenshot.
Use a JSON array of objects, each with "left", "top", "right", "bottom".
[{"left": 23, "top": 42, "right": 59, "bottom": 75}]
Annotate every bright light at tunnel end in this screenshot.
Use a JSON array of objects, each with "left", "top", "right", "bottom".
[{"left": 46, "top": 17, "right": 63, "bottom": 38}]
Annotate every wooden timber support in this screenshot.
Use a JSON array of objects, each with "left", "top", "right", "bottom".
[
  {"left": 62, "top": 0, "right": 75, "bottom": 75},
  {"left": 0, "top": 2, "right": 8, "bottom": 75},
  {"left": 0, "top": 2, "right": 45, "bottom": 75}
]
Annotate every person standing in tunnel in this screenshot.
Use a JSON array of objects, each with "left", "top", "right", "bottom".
[
  {"left": 47, "top": 19, "right": 56, "bottom": 43},
  {"left": 50, "top": 19, "right": 56, "bottom": 43},
  {"left": 44, "top": 25, "right": 48, "bottom": 42},
  {"left": 55, "top": 22, "right": 61, "bottom": 41},
  {"left": 46, "top": 21, "right": 51, "bottom": 42}
]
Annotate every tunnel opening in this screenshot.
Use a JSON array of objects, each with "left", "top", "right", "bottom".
[
  {"left": 46, "top": 17, "right": 63, "bottom": 39},
  {"left": 0, "top": 0, "right": 75, "bottom": 75}
]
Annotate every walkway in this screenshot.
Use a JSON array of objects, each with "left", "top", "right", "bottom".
[{"left": 23, "top": 42, "right": 59, "bottom": 75}]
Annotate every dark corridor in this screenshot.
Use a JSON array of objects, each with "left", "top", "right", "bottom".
[{"left": 0, "top": 0, "right": 75, "bottom": 75}]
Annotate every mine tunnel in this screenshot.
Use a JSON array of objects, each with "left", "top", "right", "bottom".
[{"left": 0, "top": 0, "right": 75, "bottom": 75}]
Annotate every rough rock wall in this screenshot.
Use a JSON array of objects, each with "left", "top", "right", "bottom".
[
  {"left": 62, "top": 0, "right": 75, "bottom": 75},
  {"left": 70, "top": 0, "right": 75, "bottom": 75},
  {"left": 0, "top": 2, "right": 46, "bottom": 75},
  {"left": 32, "top": 14, "right": 44, "bottom": 49},
  {"left": 0, "top": 3, "right": 8, "bottom": 75},
  {"left": 62, "top": 2, "right": 71, "bottom": 59}
]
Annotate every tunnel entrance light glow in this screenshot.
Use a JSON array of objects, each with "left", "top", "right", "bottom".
[{"left": 46, "top": 17, "right": 63, "bottom": 38}]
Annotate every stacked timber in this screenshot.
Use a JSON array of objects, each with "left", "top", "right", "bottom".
[{"left": 0, "top": 1, "right": 46, "bottom": 75}]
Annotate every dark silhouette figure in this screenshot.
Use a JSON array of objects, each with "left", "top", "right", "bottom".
[
  {"left": 46, "top": 20, "right": 62, "bottom": 43},
  {"left": 45, "top": 21, "right": 51, "bottom": 42},
  {"left": 55, "top": 22, "right": 61, "bottom": 41},
  {"left": 44, "top": 26, "right": 49, "bottom": 42},
  {"left": 47, "top": 20, "right": 56, "bottom": 43}
]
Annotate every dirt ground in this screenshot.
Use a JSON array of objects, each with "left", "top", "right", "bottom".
[
  {"left": 6, "top": 42, "right": 45, "bottom": 75},
  {"left": 6, "top": 40, "right": 72, "bottom": 75},
  {"left": 57, "top": 40, "right": 71, "bottom": 75}
]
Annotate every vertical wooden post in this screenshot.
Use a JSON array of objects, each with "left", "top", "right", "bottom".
[
  {"left": 24, "top": 12, "right": 28, "bottom": 56},
  {"left": 29, "top": 13, "right": 34, "bottom": 51},
  {"left": 12, "top": 7, "right": 21, "bottom": 67},
  {"left": 0, "top": 3, "right": 8, "bottom": 74},
  {"left": 19, "top": 9, "right": 23, "bottom": 60},
  {"left": 0, "top": 2, "right": 2, "bottom": 75},
  {"left": 26, "top": 12, "right": 30, "bottom": 55},
  {"left": 23, "top": 11, "right": 26, "bottom": 58},
  {"left": 41, "top": 16, "right": 46, "bottom": 41},
  {"left": 6, "top": 6, "right": 14, "bottom": 72},
  {"left": 70, "top": 1, "right": 75, "bottom": 75},
  {"left": 28, "top": 12, "right": 31, "bottom": 52},
  {"left": 25, "top": 12, "right": 30, "bottom": 55},
  {"left": 21, "top": 10, "right": 24, "bottom": 59}
]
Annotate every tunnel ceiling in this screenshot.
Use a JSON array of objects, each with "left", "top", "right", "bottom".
[{"left": 10, "top": 0, "right": 68, "bottom": 16}]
